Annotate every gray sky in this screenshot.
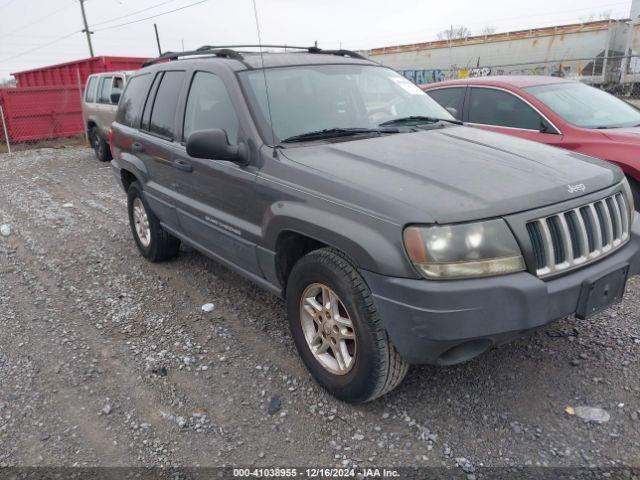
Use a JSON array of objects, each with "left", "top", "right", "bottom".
[{"left": 0, "top": 0, "right": 634, "bottom": 80}]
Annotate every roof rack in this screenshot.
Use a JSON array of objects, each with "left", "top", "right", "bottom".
[
  {"left": 141, "top": 48, "right": 245, "bottom": 67},
  {"left": 141, "top": 45, "right": 369, "bottom": 67}
]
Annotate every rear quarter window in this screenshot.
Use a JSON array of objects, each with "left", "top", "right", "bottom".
[{"left": 116, "top": 73, "right": 153, "bottom": 128}]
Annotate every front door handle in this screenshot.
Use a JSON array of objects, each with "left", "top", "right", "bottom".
[
  {"left": 173, "top": 159, "right": 193, "bottom": 172},
  {"left": 131, "top": 142, "right": 145, "bottom": 153}
]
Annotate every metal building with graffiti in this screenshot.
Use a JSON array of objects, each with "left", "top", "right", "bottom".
[{"left": 367, "top": 18, "right": 636, "bottom": 88}]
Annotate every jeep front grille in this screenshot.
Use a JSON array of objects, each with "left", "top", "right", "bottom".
[{"left": 526, "top": 193, "right": 631, "bottom": 277}]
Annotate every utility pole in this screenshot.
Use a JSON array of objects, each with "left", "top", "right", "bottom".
[
  {"left": 79, "top": 0, "right": 94, "bottom": 57},
  {"left": 154, "top": 23, "right": 162, "bottom": 55}
]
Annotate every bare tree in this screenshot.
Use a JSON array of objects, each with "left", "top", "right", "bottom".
[
  {"left": 579, "top": 10, "right": 612, "bottom": 22},
  {"left": 437, "top": 25, "right": 471, "bottom": 41},
  {"left": 479, "top": 26, "right": 496, "bottom": 36},
  {"left": 599, "top": 10, "right": 612, "bottom": 20},
  {"left": 0, "top": 78, "right": 15, "bottom": 88}
]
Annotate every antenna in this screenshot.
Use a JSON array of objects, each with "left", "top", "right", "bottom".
[{"left": 251, "top": 0, "right": 278, "bottom": 155}]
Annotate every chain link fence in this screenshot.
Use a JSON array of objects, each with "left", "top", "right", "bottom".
[{"left": 0, "top": 73, "right": 87, "bottom": 154}]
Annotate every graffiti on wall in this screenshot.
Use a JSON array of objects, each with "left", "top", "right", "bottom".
[
  {"left": 401, "top": 69, "right": 446, "bottom": 84},
  {"left": 459, "top": 67, "right": 492, "bottom": 78}
]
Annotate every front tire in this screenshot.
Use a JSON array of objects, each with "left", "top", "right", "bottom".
[
  {"left": 286, "top": 248, "right": 408, "bottom": 403},
  {"left": 127, "top": 181, "right": 180, "bottom": 262},
  {"left": 90, "top": 126, "right": 112, "bottom": 162}
]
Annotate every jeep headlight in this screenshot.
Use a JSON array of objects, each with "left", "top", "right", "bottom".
[
  {"left": 622, "top": 177, "right": 636, "bottom": 221},
  {"left": 403, "top": 219, "right": 525, "bottom": 280}
]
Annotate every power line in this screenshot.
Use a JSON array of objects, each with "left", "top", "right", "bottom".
[
  {"left": 0, "top": 0, "right": 210, "bottom": 66},
  {"left": 0, "top": 30, "right": 81, "bottom": 64},
  {"left": 0, "top": 0, "right": 76, "bottom": 38},
  {"left": 94, "top": 0, "right": 210, "bottom": 32},
  {"left": 0, "top": 0, "right": 19, "bottom": 8},
  {"left": 91, "top": 0, "right": 178, "bottom": 27}
]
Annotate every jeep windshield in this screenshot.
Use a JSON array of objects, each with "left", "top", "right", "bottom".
[{"left": 239, "top": 64, "right": 456, "bottom": 144}]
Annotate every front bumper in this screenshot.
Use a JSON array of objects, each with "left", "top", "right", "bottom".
[{"left": 362, "top": 219, "right": 640, "bottom": 365}]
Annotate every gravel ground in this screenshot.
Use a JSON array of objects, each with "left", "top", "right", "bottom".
[{"left": 0, "top": 146, "right": 639, "bottom": 472}]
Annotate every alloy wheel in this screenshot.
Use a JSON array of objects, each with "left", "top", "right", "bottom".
[
  {"left": 299, "top": 283, "right": 356, "bottom": 375},
  {"left": 132, "top": 197, "right": 151, "bottom": 247}
]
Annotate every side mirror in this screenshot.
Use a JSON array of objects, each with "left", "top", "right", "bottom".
[
  {"left": 110, "top": 92, "right": 121, "bottom": 104},
  {"left": 446, "top": 106, "right": 459, "bottom": 118},
  {"left": 186, "top": 129, "right": 247, "bottom": 164}
]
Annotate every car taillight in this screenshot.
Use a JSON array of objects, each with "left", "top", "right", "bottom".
[{"left": 108, "top": 128, "right": 113, "bottom": 147}]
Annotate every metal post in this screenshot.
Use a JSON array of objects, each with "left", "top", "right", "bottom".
[
  {"left": 76, "top": 68, "right": 89, "bottom": 145},
  {"left": 0, "top": 105, "right": 11, "bottom": 154},
  {"left": 79, "top": 0, "right": 94, "bottom": 57},
  {"left": 154, "top": 23, "right": 162, "bottom": 55}
]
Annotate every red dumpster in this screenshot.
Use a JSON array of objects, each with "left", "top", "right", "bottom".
[
  {"left": 0, "top": 56, "right": 149, "bottom": 143},
  {"left": 11, "top": 56, "right": 148, "bottom": 88}
]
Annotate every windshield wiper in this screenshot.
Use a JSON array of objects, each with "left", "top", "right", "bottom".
[
  {"left": 379, "top": 116, "right": 462, "bottom": 127},
  {"left": 280, "top": 127, "right": 399, "bottom": 143}
]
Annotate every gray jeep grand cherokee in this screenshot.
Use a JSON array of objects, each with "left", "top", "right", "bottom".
[{"left": 110, "top": 46, "right": 640, "bottom": 403}]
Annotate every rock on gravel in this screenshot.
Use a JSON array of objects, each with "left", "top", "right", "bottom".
[
  {"left": 455, "top": 457, "right": 475, "bottom": 474},
  {"left": 566, "top": 406, "right": 611, "bottom": 424},
  {"left": 201, "top": 303, "right": 215, "bottom": 312},
  {"left": 0, "top": 224, "right": 11, "bottom": 236},
  {"left": 267, "top": 395, "right": 282, "bottom": 415}
]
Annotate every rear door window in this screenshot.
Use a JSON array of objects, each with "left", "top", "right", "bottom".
[
  {"left": 183, "top": 71, "right": 239, "bottom": 144},
  {"left": 148, "top": 71, "right": 186, "bottom": 140},
  {"left": 116, "top": 73, "right": 152, "bottom": 128},
  {"left": 425, "top": 87, "right": 465, "bottom": 120},
  {"left": 97, "top": 76, "right": 114, "bottom": 104},
  {"left": 85, "top": 77, "right": 97, "bottom": 102},
  {"left": 468, "top": 87, "right": 543, "bottom": 130}
]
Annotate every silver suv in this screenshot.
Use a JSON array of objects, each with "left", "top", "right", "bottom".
[{"left": 82, "top": 71, "right": 129, "bottom": 161}]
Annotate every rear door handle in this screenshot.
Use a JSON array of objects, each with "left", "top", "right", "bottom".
[
  {"left": 173, "top": 159, "right": 193, "bottom": 172},
  {"left": 131, "top": 142, "right": 145, "bottom": 153}
]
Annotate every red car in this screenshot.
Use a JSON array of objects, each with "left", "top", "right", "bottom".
[{"left": 421, "top": 76, "right": 640, "bottom": 209}]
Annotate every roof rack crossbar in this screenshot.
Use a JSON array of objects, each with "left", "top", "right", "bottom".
[
  {"left": 310, "top": 49, "right": 368, "bottom": 60},
  {"left": 196, "top": 44, "right": 313, "bottom": 51},
  {"left": 141, "top": 47, "right": 246, "bottom": 67},
  {"left": 141, "top": 45, "right": 369, "bottom": 68}
]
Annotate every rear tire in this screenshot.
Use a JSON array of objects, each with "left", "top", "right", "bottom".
[
  {"left": 286, "top": 248, "right": 409, "bottom": 403},
  {"left": 127, "top": 181, "right": 180, "bottom": 262},
  {"left": 91, "top": 126, "right": 112, "bottom": 162}
]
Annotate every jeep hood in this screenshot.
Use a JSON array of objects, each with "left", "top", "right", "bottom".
[{"left": 280, "top": 126, "right": 621, "bottom": 224}]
